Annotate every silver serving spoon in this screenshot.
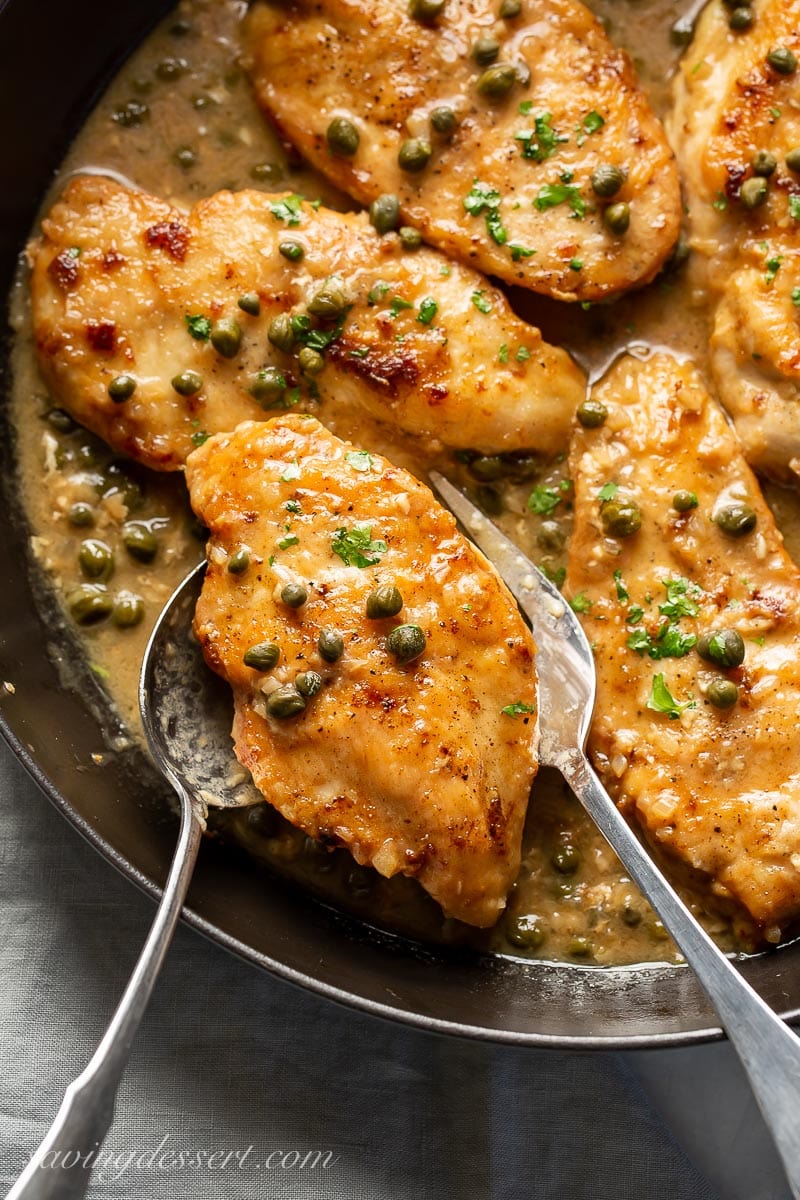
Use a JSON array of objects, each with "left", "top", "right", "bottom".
[
  {"left": 5, "top": 560, "right": 258, "bottom": 1200},
  {"left": 429, "top": 471, "right": 800, "bottom": 1200}
]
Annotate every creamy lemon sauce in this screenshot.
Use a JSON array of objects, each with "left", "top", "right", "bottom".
[{"left": 9, "top": 0, "right": 797, "bottom": 964}]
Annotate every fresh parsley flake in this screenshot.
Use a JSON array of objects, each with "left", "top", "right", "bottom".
[
  {"left": 583, "top": 110, "right": 605, "bottom": 134},
  {"left": 498, "top": 344, "right": 509, "bottom": 364},
  {"left": 190, "top": 430, "right": 209, "bottom": 447},
  {"left": 281, "top": 459, "right": 301, "bottom": 482},
  {"left": 345, "top": 450, "right": 374, "bottom": 473},
  {"left": 268, "top": 194, "right": 304, "bottom": 226},
  {"left": 569, "top": 592, "right": 593, "bottom": 614},
  {"left": 277, "top": 534, "right": 299, "bottom": 550},
  {"left": 647, "top": 673, "right": 694, "bottom": 719},
  {"left": 534, "top": 183, "right": 586, "bottom": 218},
  {"left": 627, "top": 605, "right": 644, "bottom": 624},
  {"left": 331, "top": 524, "right": 387, "bottom": 567},
  {"left": 185, "top": 314, "right": 211, "bottom": 341},
  {"left": 510, "top": 244, "right": 536, "bottom": 261},
  {"left": 793, "top": 287, "right": 800, "bottom": 307},
  {"left": 367, "top": 280, "right": 390, "bottom": 306},
  {"left": 285, "top": 499, "right": 302, "bottom": 513},
  {"left": 790, "top": 196, "right": 800, "bottom": 221},
  {"left": 463, "top": 181, "right": 508, "bottom": 245},
  {"left": 712, "top": 192, "right": 728, "bottom": 212},
  {"left": 417, "top": 297, "right": 438, "bottom": 325},
  {"left": 540, "top": 564, "right": 566, "bottom": 588},
  {"left": 598, "top": 482, "right": 619, "bottom": 502},
  {"left": 516, "top": 346, "right": 531, "bottom": 362},
  {"left": 613, "top": 570, "right": 629, "bottom": 602},
  {"left": 388, "top": 295, "right": 415, "bottom": 319},
  {"left": 627, "top": 624, "right": 697, "bottom": 660},
  {"left": 527, "top": 485, "right": 562, "bottom": 515},
  {"left": 471, "top": 290, "right": 493, "bottom": 314},
  {"left": 501, "top": 701, "right": 537, "bottom": 718},
  {"left": 514, "top": 112, "right": 567, "bottom": 163},
  {"left": 659, "top": 576, "right": 701, "bottom": 620}
]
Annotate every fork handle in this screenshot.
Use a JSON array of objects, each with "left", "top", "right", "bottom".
[
  {"left": 563, "top": 749, "right": 800, "bottom": 1200},
  {"left": 6, "top": 792, "right": 203, "bottom": 1200}
]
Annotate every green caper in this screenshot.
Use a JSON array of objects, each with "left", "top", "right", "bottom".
[
  {"left": 537, "top": 520, "right": 565, "bottom": 551},
  {"left": 740, "top": 176, "right": 768, "bottom": 208},
  {"left": 500, "top": 0, "right": 522, "bottom": 17},
  {"left": 672, "top": 490, "right": 698, "bottom": 512},
  {"left": 476, "top": 485, "right": 503, "bottom": 516},
  {"left": 155, "top": 56, "right": 188, "bottom": 81},
  {"left": 468, "top": 454, "right": 505, "bottom": 482},
  {"left": 112, "top": 591, "right": 145, "bottom": 628},
  {"left": 473, "top": 36, "right": 500, "bottom": 65},
  {"left": 408, "top": 0, "right": 446, "bottom": 22},
  {"left": 268, "top": 313, "right": 295, "bottom": 353},
  {"left": 326, "top": 116, "right": 360, "bottom": 156},
  {"left": 767, "top": 47, "right": 797, "bottom": 74},
  {"left": 476, "top": 62, "right": 517, "bottom": 99},
  {"left": 78, "top": 539, "right": 114, "bottom": 581},
  {"left": 100, "top": 463, "right": 143, "bottom": 511},
  {"left": 697, "top": 628, "right": 745, "bottom": 668},
  {"left": 296, "top": 670, "right": 323, "bottom": 698},
  {"left": 600, "top": 497, "right": 642, "bottom": 537},
  {"left": 227, "top": 548, "right": 251, "bottom": 575},
  {"left": 752, "top": 149, "right": 778, "bottom": 177},
  {"left": 603, "top": 202, "right": 631, "bottom": 235},
  {"left": 67, "top": 583, "right": 112, "bottom": 625},
  {"left": 506, "top": 914, "right": 545, "bottom": 949},
  {"left": 210, "top": 317, "right": 242, "bottom": 358},
  {"left": 430, "top": 106, "right": 458, "bottom": 136},
  {"left": 386, "top": 623, "right": 426, "bottom": 662},
  {"left": 298, "top": 347, "right": 325, "bottom": 376},
  {"left": 366, "top": 585, "right": 404, "bottom": 619},
  {"left": 250, "top": 367, "right": 287, "bottom": 407},
  {"left": 622, "top": 904, "right": 642, "bottom": 927},
  {"left": 112, "top": 100, "right": 149, "bottom": 128},
  {"left": 576, "top": 397, "right": 608, "bottom": 428},
  {"left": 551, "top": 844, "right": 581, "bottom": 874},
  {"left": 280, "top": 581, "right": 308, "bottom": 608},
  {"left": 243, "top": 641, "right": 280, "bottom": 671},
  {"left": 237, "top": 292, "right": 261, "bottom": 316},
  {"left": 318, "top": 628, "right": 345, "bottom": 662},
  {"left": 706, "top": 678, "right": 739, "bottom": 709},
  {"left": 173, "top": 146, "right": 197, "bottom": 170},
  {"left": 122, "top": 522, "right": 158, "bottom": 563},
  {"left": 787, "top": 148, "right": 800, "bottom": 173},
  {"left": 590, "top": 165, "right": 625, "bottom": 198},
  {"left": 45, "top": 407, "right": 76, "bottom": 433},
  {"left": 728, "top": 7, "right": 753, "bottom": 30},
  {"left": 568, "top": 937, "right": 592, "bottom": 958},
  {"left": 67, "top": 502, "right": 95, "bottom": 528},
  {"left": 714, "top": 503, "right": 757, "bottom": 537},
  {"left": 369, "top": 194, "right": 401, "bottom": 235},
  {"left": 108, "top": 374, "right": 137, "bottom": 403},
  {"left": 308, "top": 278, "right": 350, "bottom": 319},
  {"left": 279, "top": 239, "right": 304, "bottom": 262},
  {"left": 398, "top": 138, "right": 432, "bottom": 173},
  {"left": 266, "top": 684, "right": 307, "bottom": 718},
  {"left": 171, "top": 370, "right": 203, "bottom": 396},
  {"left": 399, "top": 226, "right": 422, "bottom": 250}
]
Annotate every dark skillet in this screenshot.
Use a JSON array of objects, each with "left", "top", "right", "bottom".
[{"left": 1, "top": 0, "right": 797, "bottom": 1047}]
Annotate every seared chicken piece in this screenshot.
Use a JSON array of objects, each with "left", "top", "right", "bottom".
[
  {"left": 29, "top": 176, "right": 584, "bottom": 471},
  {"left": 566, "top": 353, "right": 800, "bottom": 933},
  {"left": 669, "top": 0, "right": 800, "bottom": 483},
  {"left": 243, "top": 0, "right": 681, "bottom": 303},
  {"left": 186, "top": 415, "right": 538, "bottom": 926}
]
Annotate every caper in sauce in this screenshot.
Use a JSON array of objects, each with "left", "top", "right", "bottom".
[
  {"left": 318, "top": 628, "right": 344, "bottom": 662},
  {"left": 78, "top": 539, "right": 114, "bottom": 581},
  {"left": 600, "top": 497, "right": 642, "bottom": 537},
  {"left": 476, "top": 63, "right": 517, "bottom": 99},
  {"left": 366, "top": 585, "right": 403, "bottom": 619},
  {"left": 296, "top": 670, "right": 323, "bottom": 698},
  {"left": 237, "top": 292, "right": 261, "bottom": 316},
  {"left": 227, "top": 548, "right": 251, "bottom": 575},
  {"left": 398, "top": 138, "right": 432, "bottom": 173},
  {"left": 707, "top": 678, "right": 739, "bottom": 709},
  {"left": 108, "top": 374, "right": 137, "bottom": 402},
  {"left": 250, "top": 367, "right": 286, "bottom": 407},
  {"left": 171, "top": 370, "right": 202, "bottom": 396},
  {"left": 590, "top": 165, "right": 625, "bottom": 198},
  {"left": 386, "top": 623, "right": 426, "bottom": 662},
  {"left": 210, "top": 317, "right": 242, "bottom": 358},
  {"left": 122, "top": 522, "right": 158, "bottom": 563},
  {"left": 280, "top": 582, "right": 308, "bottom": 608},
  {"left": 268, "top": 314, "right": 295, "bottom": 353},
  {"left": 243, "top": 641, "right": 280, "bottom": 671},
  {"left": 326, "top": 116, "right": 360, "bottom": 156},
  {"left": 266, "top": 684, "right": 306, "bottom": 718},
  {"left": 740, "top": 177, "right": 768, "bottom": 209},
  {"left": 715, "top": 503, "right": 757, "bottom": 537},
  {"left": 67, "top": 584, "right": 113, "bottom": 625},
  {"left": 576, "top": 398, "right": 608, "bottom": 428},
  {"left": 369, "top": 194, "right": 400, "bottom": 235},
  {"left": 112, "top": 591, "right": 145, "bottom": 628},
  {"left": 603, "top": 202, "right": 631, "bottom": 235}
]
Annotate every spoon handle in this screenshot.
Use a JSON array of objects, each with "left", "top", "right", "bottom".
[
  {"left": 7, "top": 791, "right": 203, "bottom": 1200},
  {"left": 563, "top": 749, "right": 800, "bottom": 1200}
]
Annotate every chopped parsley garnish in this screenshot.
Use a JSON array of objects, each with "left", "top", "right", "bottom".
[
  {"left": 345, "top": 450, "right": 375, "bottom": 473},
  {"left": 388, "top": 295, "right": 414, "bottom": 318},
  {"left": 527, "top": 485, "right": 562, "bottom": 515},
  {"left": 760, "top": 242, "right": 783, "bottom": 284},
  {"left": 280, "top": 459, "right": 300, "bottom": 482},
  {"left": 277, "top": 534, "right": 299, "bottom": 550},
  {"left": 793, "top": 287, "right": 800, "bottom": 307},
  {"left": 501, "top": 700, "right": 537, "bottom": 717},
  {"left": 285, "top": 499, "right": 302, "bottom": 513},
  {"left": 190, "top": 430, "right": 209, "bottom": 447},
  {"left": 613, "top": 569, "right": 629, "bottom": 602},
  {"left": 417, "top": 297, "right": 438, "bottom": 325},
  {"left": 268, "top": 194, "right": 304, "bottom": 226},
  {"left": 510, "top": 244, "right": 536, "bottom": 261},
  {"left": 331, "top": 524, "right": 388, "bottom": 567},
  {"left": 464, "top": 181, "right": 508, "bottom": 245},
  {"left": 581, "top": 110, "right": 605, "bottom": 138},
  {"left": 516, "top": 346, "right": 531, "bottom": 362},
  {"left": 514, "top": 112, "right": 567, "bottom": 163},
  {"left": 569, "top": 592, "right": 593, "bottom": 614},
  {"left": 185, "top": 314, "right": 211, "bottom": 341},
  {"left": 598, "top": 482, "right": 619, "bottom": 502},
  {"left": 627, "top": 605, "right": 644, "bottom": 624},
  {"left": 368, "top": 280, "right": 390, "bottom": 305},
  {"left": 534, "top": 183, "right": 586, "bottom": 218},
  {"left": 790, "top": 196, "right": 800, "bottom": 221},
  {"left": 712, "top": 192, "right": 728, "bottom": 212},
  {"left": 659, "top": 576, "right": 700, "bottom": 620},
  {"left": 540, "top": 564, "right": 566, "bottom": 588},
  {"left": 647, "top": 673, "right": 694, "bottom": 719},
  {"left": 498, "top": 344, "right": 509, "bottom": 363},
  {"left": 471, "top": 290, "right": 493, "bottom": 314},
  {"left": 627, "top": 624, "right": 697, "bottom": 659}
]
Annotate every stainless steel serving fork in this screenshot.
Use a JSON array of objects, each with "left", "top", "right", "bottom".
[{"left": 429, "top": 471, "right": 800, "bottom": 1200}]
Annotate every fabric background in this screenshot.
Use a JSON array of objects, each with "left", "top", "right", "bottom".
[{"left": 0, "top": 741, "right": 792, "bottom": 1199}]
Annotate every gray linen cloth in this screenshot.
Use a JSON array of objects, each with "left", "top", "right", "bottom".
[{"left": 0, "top": 742, "right": 791, "bottom": 1199}]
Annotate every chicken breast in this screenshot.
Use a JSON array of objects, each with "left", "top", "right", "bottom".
[
  {"left": 566, "top": 353, "right": 800, "bottom": 933},
  {"left": 29, "top": 176, "right": 584, "bottom": 472},
  {"left": 243, "top": 0, "right": 681, "bottom": 303},
  {"left": 186, "top": 415, "right": 538, "bottom": 926},
  {"left": 669, "top": 0, "right": 800, "bottom": 483}
]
